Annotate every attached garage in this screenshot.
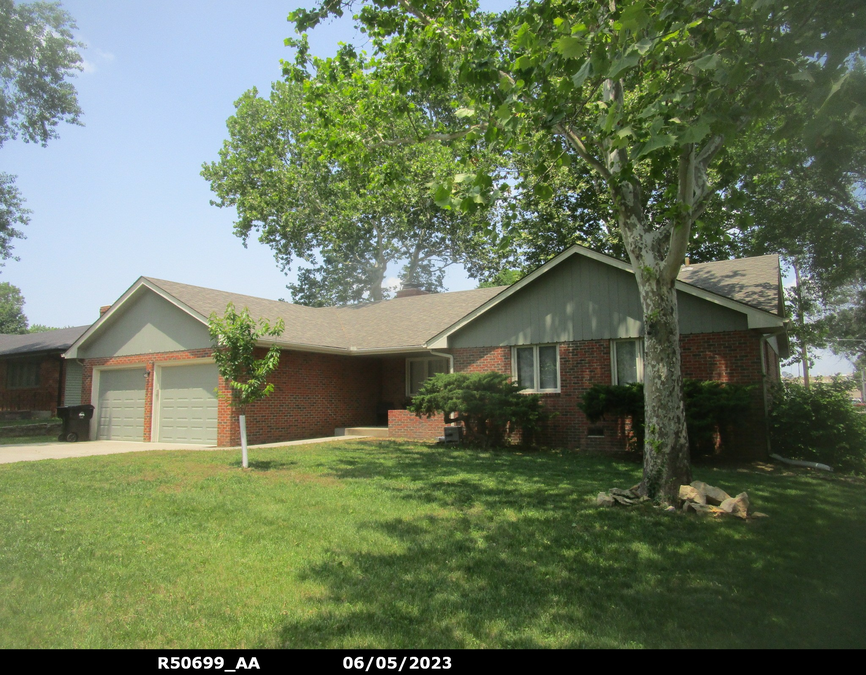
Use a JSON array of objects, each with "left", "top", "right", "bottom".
[
  {"left": 155, "top": 362, "right": 218, "bottom": 444},
  {"left": 96, "top": 368, "right": 147, "bottom": 441}
]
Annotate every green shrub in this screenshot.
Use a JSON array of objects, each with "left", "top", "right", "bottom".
[
  {"left": 769, "top": 380, "right": 866, "bottom": 474},
  {"left": 408, "top": 372, "right": 551, "bottom": 447},
  {"left": 579, "top": 380, "right": 754, "bottom": 455}
]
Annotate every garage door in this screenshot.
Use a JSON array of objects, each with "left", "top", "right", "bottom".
[
  {"left": 97, "top": 368, "right": 146, "bottom": 441},
  {"left": 157, "top": 363, "right": 218, "bottom": 444}
]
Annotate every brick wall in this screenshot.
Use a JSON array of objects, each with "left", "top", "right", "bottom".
[
  {"left": 444, "top": 330, "right": 773, "bottom": 458},
  {"left": 225, "top": 349, "right": 381, "bottom": 446},
  {"left": 388, "top": 409, "right": 450, "bottom": 441},
  {"left": 0, "top": 354, "right": 64, "bottom": 413},
  {"left": 82, "top": 347, "right": 383, "bottom": 447}
]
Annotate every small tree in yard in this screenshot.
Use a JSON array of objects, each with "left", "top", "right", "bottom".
[
  {"left": 409, "top": 372, "right": 550, "bottom": 447},
  {"left": 208, "top": 303, "right": 284, "bottom": 468}
]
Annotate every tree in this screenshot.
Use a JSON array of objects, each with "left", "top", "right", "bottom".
[
  {"left": 290, "top": 0, "right": 866, "bottom": 501},
  {"left": 202, "top": 73, "right": 493, "bottom": 305},
  {"left": 0, "top": 0, "right": 83, "bottom": 265},
  {"left": 0, "top": 281, "right": 28, "bottom": 333},
  {"left": 208, "top": 303, "right": 284, "bottom": 468}
]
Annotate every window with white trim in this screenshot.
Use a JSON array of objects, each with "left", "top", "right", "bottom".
[
  {"left": 513, "top": 345, "right": 559, "bottom": 392},
  {"left": 612, "top": 339, "right": 644, "bottom": 384},
  {"left": 406, "top": 357, "right": 449, "bottom": 396}
]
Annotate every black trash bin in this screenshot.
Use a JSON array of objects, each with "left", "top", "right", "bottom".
[{"left": 56, "top": 405, "right": 94, "bottom": 442}]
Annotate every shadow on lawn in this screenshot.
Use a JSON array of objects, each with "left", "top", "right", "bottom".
[{"left": 271, "top": 442, "right": 866, "bottom": 649}]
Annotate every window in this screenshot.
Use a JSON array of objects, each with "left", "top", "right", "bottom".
[
  {"left": 406, "top": 357, "right": 449, "bottom": 396},
  {"left": 6, "top": 361, "right": 40, "bottom": 389},
  {"left": 612, "top": 339, "right": 644, "bottom": 384},
  {"left": 513, "top": 345, "right": 559, "bottom": 392}
]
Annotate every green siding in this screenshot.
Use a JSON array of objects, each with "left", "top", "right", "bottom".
[
  {"left": 78, "top": 290, "right": 211, "bottom": 358},
  {"left": 63, "top": 359, "right": 82, "bottom": 406},
  {"left": 451, "top": 255, "right": 748, "bottom": 348}
]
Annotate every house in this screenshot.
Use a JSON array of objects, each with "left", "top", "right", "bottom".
[
  {"left": 0, "top": 325, "right": 91, "bottom": 416},
  {"left": 63, "top": 245, "right": 788, "bottom": 456}
]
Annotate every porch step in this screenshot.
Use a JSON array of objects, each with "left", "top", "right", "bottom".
[{"left": 335, "top": 426, "right": 390, "bottom": 439}]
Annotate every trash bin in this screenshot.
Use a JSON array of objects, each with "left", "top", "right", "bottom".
[{"left": 56, "top": 405, "right": 94, "bottom": 442}]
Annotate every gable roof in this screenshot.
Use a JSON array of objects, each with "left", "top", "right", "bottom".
[
  {"left": 678, "top": 255, "right": 782, "bottom": 314},
  {"left": 67, "top": 245, "right": 787, "bottom": 359},
  {"left": 0, "top": 325, "right": 91, "bottom": 357},
  {"left": 68, "top": 277, "right": 505, "bottom": 356},
  {"left": 427, "top": 245, "right": 786, "bottom": 349}
]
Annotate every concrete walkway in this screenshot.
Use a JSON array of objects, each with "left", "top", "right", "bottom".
[{"left": 0, "top": 435, "right": 367, "bottom": 464}]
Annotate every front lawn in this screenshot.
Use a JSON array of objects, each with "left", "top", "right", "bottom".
[{"left": 0, "top": 440, "right": 863, "bottom": 648}]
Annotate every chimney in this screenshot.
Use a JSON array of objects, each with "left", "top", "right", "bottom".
[
  {"left": 684, "top": 256, "right": 691, "bottom": 266},
  {"left": 394, "top": 283, "right": 430, "bottom": 299},
  {"left": 99, "top": 305, "right": 112, "bottom": 316}
]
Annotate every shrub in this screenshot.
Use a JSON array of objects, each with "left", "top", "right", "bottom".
[
  {"left": 579, "top": 380, "right": 753, "bottom": 455},
  {"left": 408, "top": 372, "right": 551, "bottom": 447},
  {"left": 769, "top": 380, "right": 866, "bottom": 474}
]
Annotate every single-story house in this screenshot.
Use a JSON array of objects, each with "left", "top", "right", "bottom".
[
  {"left": 63, "top": 245, "right": 788, "bottom": 456},
  {"left": 0, "top": 325, "right": 91, "bottom": 415}
]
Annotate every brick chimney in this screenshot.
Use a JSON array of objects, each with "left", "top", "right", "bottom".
[
  {"left": 394, "top": 283, "right": 430, "bottom": 299},
  {"left": 99, "top": 305, "right": 112, "bottom": 316}
]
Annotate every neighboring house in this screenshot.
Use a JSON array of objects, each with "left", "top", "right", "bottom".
[
  {"left": 64, "top": 245, "right": 788, "bottom": 457},
  {"left": 0, "top": 325, "right": 91, "bottom": 415}
]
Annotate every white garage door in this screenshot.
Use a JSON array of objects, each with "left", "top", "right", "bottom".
[
  {"left": 97, "top": 368, "right": 146, "bottom": 441},
  {"left": 157, "top": 363, "right": 218, "bottom": 444}
]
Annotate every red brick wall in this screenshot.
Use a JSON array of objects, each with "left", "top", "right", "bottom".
[
  {"left": 0, "top": 355, "right": 65, "bottom": 413},
  {"left": 226, "top": 349, "right": 381, "bottom": 446},
  {"left": 82, "top": 347, "right": 383, "bottom": 447},
  {"left": 445, "top": 330, "right": 773, "bottom": 457},
  {"left": 388, "top": 409, "right": 450, "bottom": 441}
]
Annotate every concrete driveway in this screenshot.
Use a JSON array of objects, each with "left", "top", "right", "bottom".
[{"left": 0, "top": 435, "right": 363, "bottom": 464}]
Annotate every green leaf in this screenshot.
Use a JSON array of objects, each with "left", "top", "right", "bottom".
[
  {"left": 692, "top": 53, "right": 721, "bottom": 71},
  {"left": 533, "top": 183, "right": 554, "bottom": 200},
  {"left": 636, "top": 134, "right": 676, "bottom": 158},
  {"left": 433, "top": 184, "right": 452, "bottom": 208},
  {"left": 571, "top": 60, "right": 592, "bottom": 87},
  {"left": 620, "top": 2, "right": 649, "bottom": 31},
  {"left": 677, "top": 121, "right": 711, "bottom": 144},
  {"left": 607, "top": 51, "right": 641, "bottom": 80},
  {"left": 554, "top": 36, "right": 585, "bottom": 59},
  {"left": 455, "top": 107, "right": 476, "bottom": 118}
]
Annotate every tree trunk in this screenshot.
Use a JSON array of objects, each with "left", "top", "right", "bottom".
[
  {"left": 616, "top": 181, "right": 692, "bottom": 503},
  {"left": 634, "top": 266, "right": 692, "bottom": 502}
]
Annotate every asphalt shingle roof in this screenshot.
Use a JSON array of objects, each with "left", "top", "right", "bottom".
[
  {"left": 0, "top": 325, "right": 91, "bottom": 357},
  {"left": 144, "top": 278, "right": 506, "bottom": 351},
  {"left": 133, "top": 252, "right": 781, "bottom": 354},
  {"left": 677, "top": 254, "right": 782, "bottom": 314}
]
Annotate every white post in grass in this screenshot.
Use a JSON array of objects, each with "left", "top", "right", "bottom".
[{"left": 239, "top": 414, "right": 249, "bottom": 469}]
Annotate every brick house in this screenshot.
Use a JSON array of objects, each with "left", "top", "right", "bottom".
[
  {"left": 64, "top": 245, "right": 788, "bottom": 456},
  {"left": 0, "top": 325, "right": 90, "bottom": 415}
]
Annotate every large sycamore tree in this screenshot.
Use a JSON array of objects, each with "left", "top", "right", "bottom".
[
  {"left": 203, "top": 55, "right": 495, "bottom": 305},
  {"left": 291, "top": 0, "right": 866, "bottom": 501}
]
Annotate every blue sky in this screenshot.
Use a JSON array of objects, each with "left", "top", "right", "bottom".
[{"left": 0, "top": 0, "right": 854, "bottom": 376}]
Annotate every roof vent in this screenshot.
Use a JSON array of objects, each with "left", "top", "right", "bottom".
[{"left": 395, "top": 283, "right": 430, "bottom": 299}]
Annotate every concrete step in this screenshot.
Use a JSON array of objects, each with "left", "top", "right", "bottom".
[{"left": 335, "top": 426, "right": 390, "bottom": 439}]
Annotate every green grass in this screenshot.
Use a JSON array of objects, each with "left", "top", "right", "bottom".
[{"left": 0, "top": 440, "right": 864, "bottom": 648}]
